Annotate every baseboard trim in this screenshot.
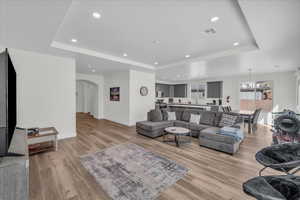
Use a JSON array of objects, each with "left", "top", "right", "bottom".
[{"left": 102, "top": 119, "right": 136, "bottom": 128}]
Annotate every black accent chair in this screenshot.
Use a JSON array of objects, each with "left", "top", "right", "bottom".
[
  {"left": 255, "top": 143, "right": 300, "bottom": 176},
  {"left": 243, "top": 175, "right": 300, "bottom": 200},
  {"left": 244, "top": 108, "right": 262, "bottom": 133}
]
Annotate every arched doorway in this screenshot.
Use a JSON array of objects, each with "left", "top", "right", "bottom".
[{"left": 76, "top": 80, "right": 98, "bottom": 118}]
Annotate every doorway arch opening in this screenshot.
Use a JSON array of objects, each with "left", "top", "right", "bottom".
[{"left": 76, "top": 80, "right": 98, "bottom": 118}]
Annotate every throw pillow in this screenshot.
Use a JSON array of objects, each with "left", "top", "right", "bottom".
[
  {"left": 149, "top": 109, "right": 162, "bottom": 122},
  {"left": 190, "top": 114, "right": 201, "bottom": 124},
  {"left": 167, "top": 111, "right": 176, "bottom": 121},
  {"left": 219, "top": 113, "right": 238, "bottom": 127}
]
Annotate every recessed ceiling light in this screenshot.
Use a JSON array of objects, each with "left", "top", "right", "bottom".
[
  {"left": 92, "top": 69, "right": 96, "bottom": 73},
  {"left": 185, "top": 54, "right": 191, "bottom": 58},
  {"left": 233, "top": 42, "right": 239, "bottom": 46},
  {"left": 123, "top": 53, "right": 128, "bottom": 57},
  {"left": 71, "top": 38, "right": 77, "bottom": 43},
  {"left": 92, "top": 12, "right": 101, "bottom": 19},
  {"left": 210, "top": 16, "right": 219, "bottom": 22},
  {"left": 154, "top": 62, "right": 159, "bottom": 65}
]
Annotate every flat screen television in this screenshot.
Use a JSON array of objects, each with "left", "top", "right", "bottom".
[{"left": 0, "top": 49, "right": 18, "bottom": 157}]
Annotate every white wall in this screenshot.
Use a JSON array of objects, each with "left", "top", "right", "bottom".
[
  {"left": 1, "top": 47, "right": 76, "bottom": 139},
  {"left": 104, "top": 71, "right": 131, "bottom": 126},
  {"left": 129, "top": 70, "right": 155, "bottom": 125},
  {"left": 103, "top": 70, "right": 155, "bottom": 126},
  {"left": 76, "top": 73, "right": 104, "bottom": 119}
]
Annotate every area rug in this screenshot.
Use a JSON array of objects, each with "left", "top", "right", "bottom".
[{"left": 80, "top": 143, "right": 188, "bottom": 200}]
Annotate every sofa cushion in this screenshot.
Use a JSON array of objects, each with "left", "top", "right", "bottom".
[
  {"left": 161, "top": 109, "right": 183, "bottom": 121},
  {"left": 200, "top": 112, "right": 215, "bottom": 126},
  {"left": 136, "top": 121, "right": 173, "bottom": 131},
  {"left": 200, "top": 127, "right": 236, "bottom": 144},
  {"left": 214, "top": 112, "right": 223, "bottom": 126},
  {"left": 181, "top": 110, "right": 191, "bottom": 122},
  {"left": 173, "top": 120, "right": 189, "bottom": 128},
  {"left": 219, "top": 113, "right": 238, "bottom": 127},
  {"left": 175, "top": 110, "right": 183, "bottom": 120},
  {"left": 148, "top": 109, "right": 163, "bottom": 122},
  {"left": 181, "top": 109, "right": 203, "bottom": 122},
  {"left": 189, "top": 123, "right": 211, "bottom": 131}
]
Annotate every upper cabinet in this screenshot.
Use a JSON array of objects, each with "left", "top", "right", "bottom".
[
  {"left": 174, "top": 84, "right": 187, "bottom": 97},
  {"left": 156, "top": 83, "right": 187, "bottom": 98},
  {"left": 207, "top": 81, "right": 223, "bottom": 98}
]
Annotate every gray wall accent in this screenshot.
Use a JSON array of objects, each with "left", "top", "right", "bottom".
[{"left": 207, "top": 81, "right": 223, "bottom": 98}]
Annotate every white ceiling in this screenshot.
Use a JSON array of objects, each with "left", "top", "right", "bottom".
[
  {"left": 53, "top": 0, "right": 257, "bottom": 67},
  {"left": 1, "top": 0, "right": 300, "bottom": 80}
]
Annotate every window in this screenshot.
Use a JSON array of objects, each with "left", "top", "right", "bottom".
[{"left": 240, "top": 81, "right": 273, "bottom": 112}]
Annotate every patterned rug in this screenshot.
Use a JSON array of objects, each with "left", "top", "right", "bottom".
[{"left": 80, "top": 143, "right": 188, "bottom": 200}]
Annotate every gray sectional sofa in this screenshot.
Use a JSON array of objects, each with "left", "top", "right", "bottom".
[{"left": 136, "top": 108, "right": 244, "bottom": 154}]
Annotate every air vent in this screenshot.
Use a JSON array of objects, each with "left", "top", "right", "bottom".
[{"left": 204, "top": 28, "right": 216, "bottom": 34}]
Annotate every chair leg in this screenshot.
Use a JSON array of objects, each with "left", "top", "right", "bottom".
[{"left": 259, "top": 166, "right": 268, "bottom": 176}]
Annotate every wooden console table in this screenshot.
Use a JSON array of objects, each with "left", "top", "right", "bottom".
[{"left": 28, "top": 127, "right": 58, "bottom": 155}]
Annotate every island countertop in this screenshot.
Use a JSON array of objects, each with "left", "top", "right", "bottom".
[{"left": 167, "top": 104, "right": 218, "bottom": 108}]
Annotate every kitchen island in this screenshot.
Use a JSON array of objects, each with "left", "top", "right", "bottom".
[{"left": 168, "top": 104, "right": 222, "bottom": 111}]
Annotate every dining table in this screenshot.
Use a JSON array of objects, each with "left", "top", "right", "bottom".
[{"left": 233, "top": 110, "right": 255, "bottom": 134}]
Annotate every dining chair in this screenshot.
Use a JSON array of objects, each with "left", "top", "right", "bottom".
[
  {"left": 222, "top": 106, "right": 227, "bottom": 112},
  {"left": 244, "top": 108, "right": 262, "bottom": 133},
  {"left": 228, "top": 106, "right": 232, "bottom": 112}
]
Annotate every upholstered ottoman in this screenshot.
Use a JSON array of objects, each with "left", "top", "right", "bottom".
[{"left": 199, "top": 127, "right": 242, "bottom": 154}]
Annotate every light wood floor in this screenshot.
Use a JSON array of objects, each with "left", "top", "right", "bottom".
[{"left": 29, "top": 113, "right": 277, "bottom": 200}]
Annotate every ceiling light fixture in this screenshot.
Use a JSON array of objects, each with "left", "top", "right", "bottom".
[
  {"left": 123, "top": 53, "right": 128, "bottom": 57},
  {"left": 92, "top": 69, "right": 96, "bottom": 73},
  {"left": 210, "top": 16, "right": 219, "bottom": 22},
  {"left": 204, "top": 28, "right": 216, "bottom": 34},
  {"left": 154, "top": 62, "right": 158, "bottom": 65},
  {"left": 153, "top": 40, "right": 160, "bottom": 44},
  {"left": 185, "top": 54, "right": 191, "bottom": 58},
  {"left": 92, "top": 12, "right": 101, "bottom": 19},
  {"left": 233, "top": 42, "right": 239, "bottom": 46},
  {"left": 71, "top": 38, "right": 77, "bottom": 43}
]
